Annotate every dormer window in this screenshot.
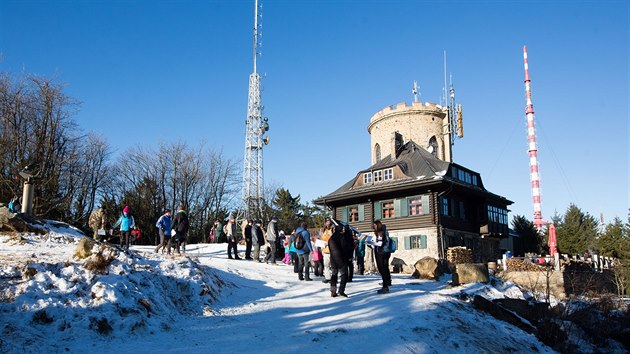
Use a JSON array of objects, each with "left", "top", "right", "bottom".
[
  {"left": 363, "top": 172, "right": 372, "bottom": 184},
  {"left": 374, "top": 170, "right": 383, "bottom": 182},
  {"left": 384, "top": 168, "right": 393, "bottom": 180}
]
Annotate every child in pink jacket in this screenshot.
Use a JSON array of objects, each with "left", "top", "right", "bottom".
[{"left": 311, "top": 235, "right": 324, "bottom": 276}]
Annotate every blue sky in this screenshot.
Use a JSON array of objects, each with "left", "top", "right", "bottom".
[{"left": 1, "top": 0, "right": 628, "bottom": 223}]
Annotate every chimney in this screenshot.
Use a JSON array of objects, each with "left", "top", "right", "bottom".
[{"left": 392, "top": 132, "right": 403, "bottom": 158}]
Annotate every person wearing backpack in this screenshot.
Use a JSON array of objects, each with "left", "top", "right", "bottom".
[
  {"left": 294, "top": 222, "right": 313, "bottom": 281},
  {"left": 288, "top": 231, "right": 298, "bottom": 272},
  {"left": 372, "top": 219, "right": 392, "bottom": 294}
]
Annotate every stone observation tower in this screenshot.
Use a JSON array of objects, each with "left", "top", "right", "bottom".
[{"left": 367, "top": 101, "right": 454, "bottom": 164}]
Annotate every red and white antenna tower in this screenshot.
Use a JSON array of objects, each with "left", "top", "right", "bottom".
[{"left": 523, "top": 45, "right": 544, "bottom": 231}]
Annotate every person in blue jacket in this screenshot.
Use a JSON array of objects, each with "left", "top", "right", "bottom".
[
  {"left": 113, "top": 205, "right": 135, "bottom": 250},
  {"left": 155, "top": 209, "right": 172, "bottom": 254},
  {"left": 7, "top": 196, "right": 19, "bottom": 213},
  {"left": 355, "top": 234, "right": 366, "bottom": 275},
  {"left": 295, "top": 221, "right": 313, "bottom": 281}
]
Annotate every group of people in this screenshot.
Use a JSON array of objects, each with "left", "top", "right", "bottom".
[
  {"left": 227, "top": 216, "right": 394, "bottom": 297},
  {"left": 300, "top": 218, "right": 392, "bottom": 296},
  {"left": 89, "top": 205, "right": 143, "bottom": 250},
  {"left": 88, "top": 204, "right": 190, "bottom": 253},
  {"left": 89, "top": 206, "right": 394, "bottom": 295},
  {"left": 154, "top": 205, "right": 190, "bottom": 255}
]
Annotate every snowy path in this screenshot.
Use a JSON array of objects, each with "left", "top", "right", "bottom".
[
  {"left": 86, "top": 244, "right": 553, "bottom": 354},
  {"left": 1, "top": 236, "right": 555, "bottom": 354}
]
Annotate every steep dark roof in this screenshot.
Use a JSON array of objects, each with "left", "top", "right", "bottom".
[
  {"left": 361, "top": 140, "right": 451, "bottom": 178},
  {"left": 315, "top": 140, "right": 509, "bottom": 205}
]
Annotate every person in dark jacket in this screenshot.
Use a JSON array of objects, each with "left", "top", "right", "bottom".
[
  {"left": 244, "top": 219, "right": 253, "bottom": 260},
  {"left": 172, "top": 205, "right": 190, "bottom": 255},
  {"left": 295, "top": 222, "right": 313, "bottom": 281},
  {"left": 372, "top": 219, "right": 392, "bottom": 293},
  {"left": 215, "top": 220, "right": 226, "bottom": 243},
  {"left": 328, "top": 221, "right": 355, "bottom": 297},
  {"left": 252, "top": 220, "right": 264, "bottom": 262},
  {"left": 346, "top": 230, "right": 358, "bottom": 282}
]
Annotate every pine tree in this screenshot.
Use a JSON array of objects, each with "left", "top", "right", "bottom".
[
  {"left": 597, "top": 217, "right": 625, "bottom": 258},
  {"left": 555, "top": 204, "right": 598, "bottom": 255},
  {"left": 511, "top": 215, "right": 542, "bottom": 255},
  {"left": 272, "top": 188, "right": 301, "bottom": 232}
]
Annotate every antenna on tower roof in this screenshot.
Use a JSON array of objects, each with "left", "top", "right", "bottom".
[
  {"left": 253, "top": 0, "right": 262, "bottom": 73},
  {"left": 412, "top": 80, "right": 419, "bottom": 102},
  {"left": 442, "top": 50, "right": 447, "bottom": 107}
]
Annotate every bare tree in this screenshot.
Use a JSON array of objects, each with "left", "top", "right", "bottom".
[
  {"left": 106, "top": 142, "right": 241, "bottom": 244},
  {"left": 68, "top": 133, "right": 111, "bottom": 225}
]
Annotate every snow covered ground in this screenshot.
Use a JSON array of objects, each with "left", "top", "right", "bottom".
[{"left": 0, "top": 227, "right": 556, "bottom": 354}]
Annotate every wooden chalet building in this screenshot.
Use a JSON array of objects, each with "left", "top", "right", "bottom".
[{"left": 314, "top": 101, "right": 512, "bottom": 270}]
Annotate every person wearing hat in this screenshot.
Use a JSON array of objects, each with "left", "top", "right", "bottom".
[
  {"left": 264, "top": 216, "right": 279, "bottom": 264},
  {"left": 113, "top": 205, "right": 135, "bottom": 250},
  {"left": 155, "top": 209, "right": 172, "bottom": 254},
  {"left": 172, "top": 205, "right": 190, "bottom": 255}
]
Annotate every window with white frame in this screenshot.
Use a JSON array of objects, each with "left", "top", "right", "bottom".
[
  {"left": 374, "top": 170, "right": 383, "bottom": 182},
  {"left": 407, "top": 235, "right": 427, "bottom": 249},
  {"left": 384, "top": 168, "right": 393, "bottom": 180},
  {"left": 363, "top": 172, "right": 372, "bottom": 184}
]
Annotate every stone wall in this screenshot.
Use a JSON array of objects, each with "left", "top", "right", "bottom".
[
  {"left": 501, "top": 269, "right": 616, "bottom": 300},
  {"left": 367, "top": 101, "right": 450, "bottom": 163},
  {"left": 387, "top": 227, "right": 439, "bottom": 273},
  {"left": 501, "top": 271, "right": 566, "bottom": 300}
]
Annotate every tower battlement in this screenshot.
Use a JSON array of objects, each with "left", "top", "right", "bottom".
[
  {"left": 367, "top": 101, "right": 451, "bottom": 164},
  {"left": 369, "top": 101, "right": 446, "bottom": 126}
]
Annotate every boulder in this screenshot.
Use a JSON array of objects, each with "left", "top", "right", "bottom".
[
  {"left": 75, "top": 237, "right": 96, "bottom": 259},
  {"left": 452, "top": 263, "right": 489, "bottom": 285},
  {"left": 412, "top": 257, "right": 442, "bottom": 280},
  {"left": 390, "top": 257, "right": 407, "bottom": 274},
  {"left": 0, "top": 206, "right": 11, "bottom": 227}
]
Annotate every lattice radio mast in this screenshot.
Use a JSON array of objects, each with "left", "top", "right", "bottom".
[
  {"left": 242, "top": 0, "right": 269, "bottom": 219},
  {"left": 523, "top": 45, "right": 544, "bottom": 231}
]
